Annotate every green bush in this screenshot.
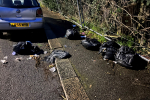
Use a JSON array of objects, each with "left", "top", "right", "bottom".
[{"left": 43, "top": 0, "right": 58, "bottom": 11}]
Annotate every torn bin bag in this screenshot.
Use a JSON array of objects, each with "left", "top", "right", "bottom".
[
  {"left": 65, "top": 28, "right": 80, "bottom": 39},
  {"left": 81, "top": 38, "right": 101, "bottom": 50},
  {"left": 13, "top": 41, "right": 33, "bottom": 55},
  {"left": 99, "top": 41, "right": 120, "bottom": 60},
  {"left": 13, "top": 41, "right": 43, "bottom": 55},
  {"left": 46, "top": 50, "right": 71, "bottom": 64},
  {"left": 115, "top": 46, "right": 137, "bottom": 68}
]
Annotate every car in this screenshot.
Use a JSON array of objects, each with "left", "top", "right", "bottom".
[{"left": 0, "top": 0, "right": 44, "bottom": 37}]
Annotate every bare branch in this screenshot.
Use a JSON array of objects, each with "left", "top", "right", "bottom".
[{"left": 109, "top": 1, "right": 145, "bottom": 29}]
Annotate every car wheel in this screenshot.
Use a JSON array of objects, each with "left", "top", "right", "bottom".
[
  {"left": 0, "top": 31, "right": 3, "bottom": 38},
  {"left": 34, "top": 28, "right": 45, "bottom": 34}
]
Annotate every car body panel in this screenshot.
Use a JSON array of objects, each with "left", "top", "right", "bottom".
[
  {"left": 0, "top": 7, "right": 37, "bottom": 20},
  {"left": 0, "top": 0, "right": 43, "bottom": 31},
  {"left": 0, "top": 18, "right": 44, "bottom": 30}
]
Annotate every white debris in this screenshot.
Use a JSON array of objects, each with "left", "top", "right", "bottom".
[
  {"left": 113, "top": 61, "right": 117, "bottom": 64},
  {"left": 1, "top": 60, "right": 8, "bottom": 64},
  {"left": 4, "top": 56, "right": 8, "bottom": 59},
  {"left": 44, "top": 51, "right": 48, "bottom": 54},
  {"left": 15, "top": 57, "right": 22, "bottom": 61},
  {"left": 49, "top": 67, "right": 56, "bottom": 72},
  {"left": 34, "top": 54, "right": 39, "bottom": 57},
  {"left": 28, "top": 57, "right": 32, "bottom": 59}
]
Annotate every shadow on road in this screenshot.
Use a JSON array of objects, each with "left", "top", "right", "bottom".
[
  {"left": 44, "top": 17, "right": 81, "bottom": 38},
  {"left": 1, "top": 29, "right": 48, "bottom": 43}
]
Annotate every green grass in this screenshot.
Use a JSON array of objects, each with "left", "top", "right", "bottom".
[{"left": 116, "top": 34, "right": 135, "bottom": 48}]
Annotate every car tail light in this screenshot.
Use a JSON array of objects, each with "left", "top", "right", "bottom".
[{"left": 36, "top": 8, "right": 43, "bottom": 17}]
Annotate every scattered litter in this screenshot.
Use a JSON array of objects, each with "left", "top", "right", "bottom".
[
  {"left": 15, "top": 57, "right": 22, "bottom": 61},
  {"left": 80, "top": 35, "right": 86, "bottom": 39},
  {"left": 49, "top": 67, "right": 56, "bottom": 72},
  {"left": 29, "top": 55, "right": 39, "bottom": 60},
  {"left": 12, "top": 51, "right": 16, "bottom": 55},
  {"left": 49, "top": 64, "right": 55, "bottom": 68},
  {"left": 28, "top": 57, "right": 32, "bottom": 59},
  {"left": 73, "top": 25, "right": 76, "bottom": 27},
  {"left": 1, "top": 60, "right": 8, "bottom": 64},
  {"left": 34, "top": 54, "right": 39, "bottom": 57},
  {"left": 44, "top": 51, "right": 48, "bottom": 54},
  {"left": 4, "top": 56, "right": 8, "bottom": 59},
  {"left": 82, "top": 32, "right": 85, "bottom": 35},
  {"left": 30, "top": 55, "right": 34, "bottom": 58},
  {"left": 113, "top": 61, "right": 117, "bottom": 64}
]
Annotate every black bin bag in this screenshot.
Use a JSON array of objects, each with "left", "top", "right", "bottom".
[
  {"left": 13, "top": 41, "right": 43, "bottom": 55},
  {"left": 13, "top": 41, "right": 33, "bottom": 55},
  {"left": 81, "top": 38, "right": 101, "bottom": 51},
  {"left": 99, "top": 41, "right": 120, "bottom": 60},
  {"left": 115, "top": 46, "right": 137, "bottom": 68},
  {"left": 65, "top": 28, "right": 80, "bottom": 39},
  {"left": 46, "top": 50, "right": 71, "bottom": 64}
]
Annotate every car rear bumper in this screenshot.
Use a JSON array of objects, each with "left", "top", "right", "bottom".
[{"left": 0, "top": 18, "right": 44, "bottom": 30}]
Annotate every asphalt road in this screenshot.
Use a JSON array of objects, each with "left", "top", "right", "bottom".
[
  {"left": 43, "top": 7, "right": 150, "bottom": 100},
  {"left": 0, "top": 30, "right": 64, "bottom": 100}
]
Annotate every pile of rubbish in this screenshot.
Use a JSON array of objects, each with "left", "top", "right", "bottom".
[
  {"left": 12, "top": 41, "right": 43, "bottom": 55},
  {"left": 1, "top": 41, "right": 71, "bottom": 73},
  {"left": 1, "top": 41, "right": 44, "bottom": 64},
  {"left": 65, "top": 25, "right": 147, "bottom": 69}
]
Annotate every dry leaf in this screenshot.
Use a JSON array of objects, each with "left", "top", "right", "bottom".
[{"left": 89, "top": 85, "right": 92, "bottom": 88}]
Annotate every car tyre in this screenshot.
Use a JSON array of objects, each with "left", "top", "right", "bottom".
[
  {"left": 0, "top": 31, "right": 3, "bottom": 38},
  {"left": 34, "top": 28, "right": 45, "bottom": 34}
]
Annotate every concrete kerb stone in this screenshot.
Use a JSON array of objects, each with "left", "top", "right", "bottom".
[
  {"left": 43, "top": 12, "right": 90, "bottom": 100},
  {"left": 56, "top": 59, "right": 77, "bottom": 80},
  {"left": 62, "top": 77, "right": 90, "bottom": 100}
]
